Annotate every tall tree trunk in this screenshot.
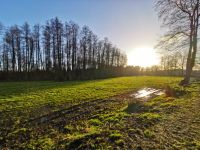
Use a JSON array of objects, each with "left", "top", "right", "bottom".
[{"left": 184, "top": 3, "right": 199, "bottom": 84}]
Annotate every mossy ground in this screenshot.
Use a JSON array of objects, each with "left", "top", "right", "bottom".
[{"left": 0, "top": 76, "right": 200, "bottom": 149}]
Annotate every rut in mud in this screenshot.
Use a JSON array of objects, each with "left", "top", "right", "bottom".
[
  {"left": 25, "top": 88, "right": 164, "bottom": 127},
  {"left": 25, "top": 98, "right": 125, "bottom": 128}
]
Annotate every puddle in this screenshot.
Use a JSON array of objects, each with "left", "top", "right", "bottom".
[
  {"left": 131, "top": 88, "right": 164, "bottom": 99},
  {"left": 125, "top": 88, "right": 164, "bottom": 113},
  {"left": 126, "top": 88, "right": 164, "bottom": 113}
]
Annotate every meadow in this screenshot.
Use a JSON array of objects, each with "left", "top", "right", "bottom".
[{"left": 1, "top": 76, "right": 200, "bottom": 149}]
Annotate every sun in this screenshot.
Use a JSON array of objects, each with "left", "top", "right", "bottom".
[{"left": 127, "top": 47, "right": 160, "bottom": 67}]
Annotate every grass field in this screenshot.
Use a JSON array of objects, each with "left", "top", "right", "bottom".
[{"left": 1, "top": 76, "right": 200, "bottom": 149}]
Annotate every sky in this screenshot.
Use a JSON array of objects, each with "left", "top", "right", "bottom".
[{"left": 0, "top": 0, "right": 162, "bottom": 67}]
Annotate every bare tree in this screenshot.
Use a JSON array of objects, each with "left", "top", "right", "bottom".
[
  {"left": 92, "top": 34, "right": 98, "bottom": 68},
  {"left": 71, "top": 22, "right": 79, "bottom": 70},
  {"left": 155, "top": 0, "right": 200, "bottom": 84},
  {"left": 4, "top": 26, "right": 21, "bottom": 72},
  {"left": 33, "top": 24, "right": 41, "bottom": 70},
  {"left": 50, "top": 17, "right": 63, "bottom": 71},
  {"left": 22, "top": 22, "right": 31, "bottom": 72},
  {"left": 80, "top": 25, "right": 90, "bottom": 70},
  {"left": 43, "top": 21, "right": 52, "bottom": 71}
]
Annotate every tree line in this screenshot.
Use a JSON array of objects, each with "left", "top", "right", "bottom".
[{"left": 0, "top": 17, "right": 127, "bottom": 80}]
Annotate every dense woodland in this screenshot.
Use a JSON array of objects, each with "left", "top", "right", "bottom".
[{"left": 0, "top": 18, "right": 127, "bottom": 80}]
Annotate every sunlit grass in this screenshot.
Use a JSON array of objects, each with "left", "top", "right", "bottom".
[
  {"left": 0, "top": 77, "right": 180, "bottom": 110},
  {"left": 0, "top": 76, "right": 181, "bottom": 112}
]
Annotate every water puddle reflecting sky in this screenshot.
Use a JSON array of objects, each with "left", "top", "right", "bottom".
[{"left": 131, "top": 88, "right": 164, "bottom": 99}]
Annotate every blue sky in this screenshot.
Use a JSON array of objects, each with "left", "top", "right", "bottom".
[{"left": 0, "top": 0, "right": 162, "bottom": 66}]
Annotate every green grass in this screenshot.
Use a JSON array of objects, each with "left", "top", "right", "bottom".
[
  {"left": 26, "top": 137, "right": 55, "bottom": 150},
  {"left": 109, "top": 132, "right": 123, "bottom": 141},
  {"left": 0, "top": 76, "right": 180, "bottom": 112},
  {"left": 89, "top": 119, "right": 103, "bottom": 126},
  {"left": 4, "top": 76, "right": 198, "bottom": 149},
  {"left": 139, "top": 112, "right": 162, "bottom": 121},
  {"left": 143, "top": 129, "right": 154, "bottom": 138}
]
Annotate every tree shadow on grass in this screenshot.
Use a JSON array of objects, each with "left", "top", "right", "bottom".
[{"left": 0, "top": 80, "right": 88, "bottom": 99}]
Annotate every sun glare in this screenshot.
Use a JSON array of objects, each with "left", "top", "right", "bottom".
[{"left": 128, "top": 47, "right": 160, "bottom": 67}]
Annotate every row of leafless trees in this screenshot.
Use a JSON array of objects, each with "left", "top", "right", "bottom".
[
  {"left": 0, "top": 17, "right": 127, "bottom": 73},
  {"left": 160, "top": 51, "right": 187, "bottom": 72}
]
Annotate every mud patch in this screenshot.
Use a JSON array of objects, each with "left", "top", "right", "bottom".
[{"left": 125, "top": 102, "right": 148, "bottom": 114}]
